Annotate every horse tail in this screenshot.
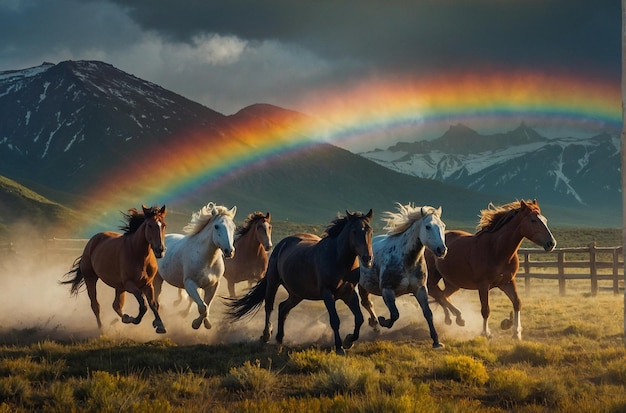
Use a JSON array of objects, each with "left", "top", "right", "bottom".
[
  {"left": 226, "top": 276, "right": 268, "bottom": 320},
  {"left": 59, "top": 257, "right": 85, "bottom": 296}
]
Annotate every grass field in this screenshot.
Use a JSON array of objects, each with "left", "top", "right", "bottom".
[{"left": 0, "top": 227, "right": 624, "bottom": 412}]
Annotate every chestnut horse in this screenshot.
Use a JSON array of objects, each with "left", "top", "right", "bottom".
[
  {"left": 227, "top": 210, "right": 374, "bottom": 355},
  {"left": 425, "top": 200, "right": 556, "bottom": 340},
  {"left": 224, "top": 211, "right": 273, "bottom": 297},
  {"left": 62, "top": 205, "right": 168, "bottom": 334},
  {"left": 357, "top": 203, "right": 447, "bottom": 348}
]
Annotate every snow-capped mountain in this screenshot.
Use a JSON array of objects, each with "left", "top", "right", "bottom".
[{"left": 362, "top": 123, "right": 620, "bottom": 209}]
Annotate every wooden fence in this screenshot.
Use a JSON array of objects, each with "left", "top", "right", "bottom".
[
  {"left": 518, "top": 242, "right": 624, "bottom": 296},
  {"left": 46, "top": 238, "right": 88, "bottom": 258}
]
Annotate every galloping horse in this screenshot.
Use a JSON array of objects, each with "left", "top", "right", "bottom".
[
  {"left": 62, "top": 205, "right": 168, "bottom": 334},
  {"left": 154, "top": 202, "right": 236, "bottom": 330},
  {"left": 228, "top": 210, "right": 374, "bottom": 355},
  {"left": 357, "top": 203, "right": 448, "bottom": 348},
  {"left": 224, "top": 211, "right": 273, "bottom": 297},
  {"left": 426, "top": 199, "right": 556, "bottom": 340}
]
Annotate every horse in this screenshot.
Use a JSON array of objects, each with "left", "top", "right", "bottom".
[
  {"left": 227, "top": 209, "right": 374, "bottom": 355},
  {"left": 223, "top": 211, "right": 273, "bottom": 297},
  {"left": 357, "top": 203, "right": 448, "bottom": 349},
  {"left": 425, "top": 199, "right": 556, "bottom": 340},
  {"left": 153, "top": 202, "right": 237, "bottom": 330},
  {"left": 61, "top": 205, "right": 168, "bottom": 334}
]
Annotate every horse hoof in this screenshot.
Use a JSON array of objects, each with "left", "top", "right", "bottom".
[
  {"left": 156, "top": 326, "right": 166, "bottom": 334},
  {"left": 445, "top": 318, "right": 452, "bottom": 326},
  {"left": 368, "top": 317, "right": 378, "bottom": 328},
  {"left": 122, "top": 314, "right": 132, "bottom": 324},
  {"left": 343, "top": 334, "right": 356, "bottom": 349},
  {"left": 433, "top": 342, "right": 445, "bottom": 349},
  {"left": 501, "top": 318, "right": 513, "bottom": 330},
  {"left": 335, "top": 347, "right": 346, "bottom": 356},
  {"left": 192, "top": 319, "right": 202, "bottom": 330},
  {"left": 456, "top": 319, "right": 466, "bottom": 327},
  {"left": 260, "top": 335, "right": 270, "bottom": 344},
  {"left": 203, "top": 319, "right": 212, "bottom": 329},
  {"left": 378, "top": 316, "right": 393, "bottom": 329}
]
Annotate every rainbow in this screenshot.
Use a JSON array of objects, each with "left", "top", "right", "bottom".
[{"left": 74, "top": 69, "right": 621, "bottom": 236}]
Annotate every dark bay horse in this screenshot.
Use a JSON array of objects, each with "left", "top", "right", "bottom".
[
  {"left": 357, "top": 203, "right": 448, "bottom": 348},
  {"left": 227, "top": 210, "right": 374, "bottom": 355},
  {"left": 223, "top": 211, "right": 273, "bottom": 297},
  {"left": 426, "top": 199, "right": 556, "bottom": 340},
  {"left": 62, "top": 205, "right": 168, "bottom": 334}
]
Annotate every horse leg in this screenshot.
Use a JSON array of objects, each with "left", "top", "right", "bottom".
[
  {"left": 121, "top": 281, "right": 148, "bottom": 325},
  {"left": 200, "top": 283, "right": 219, "bottom": 329},
  {"left": 275, "top": 294, "right": 303, "bottom": 351},
  {"left": 228, "top": 280, "right": 236, "bottom": 298},
  {"left": 173, "top": 288, "right": 184, "bottom": 306},
  {"left": 341, "top": 290, "right": 364, "bottom": 350},
  {"left": 499, "top": 280, "right": 522, "bottom": 340},
  {"left": 112, "top": 289, "right": 125, "bottom": 320},
  {"left": 321, "top": 289, "right": 345, "bottom": 356},
  {"left": 152, "top": 273, "right": 163, "bottom": 310},
  {"left": 84, "top": 275, "right": 102, "bottom": 329},
  {"left": 142, "top": 284, "right": 166, "bottom": 334},
  {"left": 415, "top": 286, "right": 444, "bottom": 349},
  {"left": 357, "top": 285, "right": 379, "bottom": 329},
  {"left": 261, "top": 272, "right": 281, "bottom": 343},
  {"left": 478, "top": 287, "right": 492, "bottom": 338},
  {"left": 183, "top": 278, "right": 206, "bottom": 330},
  {"left": 379, "top": 288, "right": 399, "bottom": 328}
]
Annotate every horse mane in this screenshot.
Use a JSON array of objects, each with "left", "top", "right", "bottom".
[
  {"left": 235, "top": 212, "right": 267, "bottom": 240},
  {"left": 475, "top": 200, "right": 540, "bottom": 235},
  {"left": 119, "top": 206, "right": 158, "bottom": 234},
  {"left": 324, "top": 211, "right": 369, "bottom": 238},
  {"left": 182, "top": 202, "right": 235, "bottom": 235},
  {"left": 382, "top": 203, "right": 440, "bottom": 235}
]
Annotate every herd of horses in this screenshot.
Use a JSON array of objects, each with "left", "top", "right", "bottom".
[{"left": 61, "top": 199, "right": 556, "bottom": 355}]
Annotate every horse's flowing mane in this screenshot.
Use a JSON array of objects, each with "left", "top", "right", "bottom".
[
  {"left": 235, "top": 212, "right": 267, "bottom": 240},
  {"left": 119, "top": 206, "right": 159, "bottom": 234},
  {"left": 383, "top": 203, "right": 440, "bottom": 235},
  {"left": 183, "top": 202, "right": 235, "bottom": 235},
  {"left": 324, "top": 211, "right": 370, "bottom": 238},
  {"left": 475, "top": 200, "right": 540, "bottom": 234}
]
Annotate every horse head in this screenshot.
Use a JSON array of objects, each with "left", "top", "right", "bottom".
[
  {"left": 419, "top": 206, "right": 447, "bottom": 258},
  {"left": 347, "top": 209, "right": 374, "bottom": 268},
  {"left": 518, "top": 199, "right": 556, "bottom": 252},
  {"left": 257, "top": 212, "right": 273, "bottom": 252},
  {"left": 212, "top": 205, "right": 237, "bottom": 258},
  {"left": 142, "top": 204, "right": 167, "bottom": 258}
]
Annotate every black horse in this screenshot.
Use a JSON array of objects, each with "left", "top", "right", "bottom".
[{"left": 227, "top": 210, "right": 374, "bottom": 355}]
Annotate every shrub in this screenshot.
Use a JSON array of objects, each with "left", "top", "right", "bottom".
[
  {"left": 221, "top": 359, "right": 278, "bottom": 398},
  {"left": 489, "top": 368, "right": 533, "bottom": 404},
  {"left": 500, "top": 341, "right": 563, "bottom": 366},
  {"left": 438, "top": 355, "right": 488, "bottom": 386}
]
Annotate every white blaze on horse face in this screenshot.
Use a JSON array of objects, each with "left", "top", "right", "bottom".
[
  {"left": 534, "top": 213, "right": 557, "bottom": 252},
  {"left": 420, "top": 213, "right": 447, "bottom": 258},
  {"left": 260, "top": 221, "right": 273, "bottom": 250}
]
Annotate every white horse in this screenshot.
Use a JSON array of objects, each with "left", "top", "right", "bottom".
[
  {"left": 357, "top": 203, "right": 448, "bottom": 348},
  {"left": 154, "top": 202, "right": 237, "bottom": 330}
]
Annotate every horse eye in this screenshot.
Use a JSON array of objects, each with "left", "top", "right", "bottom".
[
  {"left": 425, "top": 225, "right": 431, "bottom": 230},
  {"left": 214, "top": 225, "right": 219, "bottom": 230}
]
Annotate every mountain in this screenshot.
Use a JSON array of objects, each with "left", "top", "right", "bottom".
[
  {"left": 0, "top": 60, "right": 618, "bottom": 235},
  {"left": 362, "top": 123, "right": 621, "bottom": 225}
]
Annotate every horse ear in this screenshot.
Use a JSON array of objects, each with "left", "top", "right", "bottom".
[
  {"left": 346, "top": 210, "right": 354, "bottom": 217},
  {"left": 266, "top": 212, "right": 271, "bottom": 222},
  {"left": 366, "top": 209, "right": 373, "bottom": 220},
  {"left": 230, "top": 206, "right": 237, "bottom": 217},
  {"left": 159, "top": 205, "right": 167, "bottom": 216},
  {"left": 437, "top": 206, "right": 442, "bottom": 216},
  {"left": 142, "top": 204, "right": 149, "bottom": 214},
  {"left": 520, "top": 199, "right": 528, "bottom": 209}
]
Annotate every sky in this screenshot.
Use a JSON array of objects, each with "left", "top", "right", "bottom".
[{"left": 0, "top": 0, "right": 621, "bottom": 151}]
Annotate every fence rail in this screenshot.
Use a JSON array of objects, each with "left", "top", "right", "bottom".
[{"left": 518, "top": 242, "right": 624, "bottom": 296}]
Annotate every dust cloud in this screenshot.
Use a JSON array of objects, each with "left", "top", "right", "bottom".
[{"left": 0, "top": 228, "right": 497, "bottom": 348}]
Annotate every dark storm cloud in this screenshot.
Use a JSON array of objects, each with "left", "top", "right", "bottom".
[{"left": 104, "top": 0, "right": 620, "bottom": 77}]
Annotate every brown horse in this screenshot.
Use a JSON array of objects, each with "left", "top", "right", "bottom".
[
  {"left": 425, "top": 200, "right": 556, "bottom": 340},
  {"left": 224, "top": 211, "right": 273, "bottom": 297},
  {"left": 227, "top": 210, "right": 374, "bottom": 355},
  {"left": 62, "top": 205, "right": 168, "bottom": 334}
]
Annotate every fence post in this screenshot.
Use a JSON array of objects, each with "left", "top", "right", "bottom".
[
  {"left": 558, "top": 251, "right": 566, "bottom": 296},
  {"left": 613, "top": 247, "right": 620, "bottom": 294},
  {"left": 589, "top": 241, "right": 598, "bottom": 296}
]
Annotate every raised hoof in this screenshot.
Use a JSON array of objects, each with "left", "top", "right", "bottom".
[
  {"left": 203, "top": 318, "right": 211, "bottom": 329},
  {"left": 368, "top": 317, "right": 378, "bottom": 328},
  {"left": 456, "top": 318, "right": 466, "bottom": 327},
  {"left": 121, "top": 314, "right": 133, "bottom": 324},
  {"left": 432, "top": 342, "right": 445, "bottom": 349},
  {"left": 260, "top": 335, "right": 270, "bottom": 344},
  {"left": 156, "top": 326, "right": 167, "bottom": 334},
  {"left": 343, "top": 334, "right": 356, "bottom": 349},
  {"left": 444, "top": 318, "right": 452, "bottom": 326},
  {"left": 378, "top": 316, "right": 393, "bottom": 329},
  {"left": 192, "top": 318, "right": 203, "bottom": 330},
  {"left": 501, "top": 318, "right": 513, "bottom": 330}
]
